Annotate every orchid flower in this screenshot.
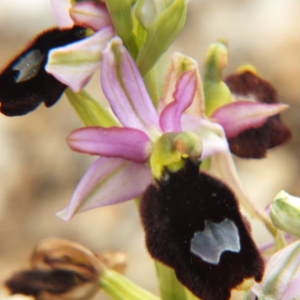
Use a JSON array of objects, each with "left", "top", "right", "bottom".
[
  {"left": 203, "top": 42, "right": 291, "bottom": 159},
  {"left": 58, "top": 37, "right": 288, "bottom": 222},
  {"left": 59, "top": 38, "right": 272, "bottom": 299}
]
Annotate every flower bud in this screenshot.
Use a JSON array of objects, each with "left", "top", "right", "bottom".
[
  {"left": 270, "top": 190, "right": 300, "bottom": 237},
  {"left": 5, "top": 238, "right": 123, "bottom": 300},
  {"left": 204, "top": 42, "right": 232, "bottom": 116}
]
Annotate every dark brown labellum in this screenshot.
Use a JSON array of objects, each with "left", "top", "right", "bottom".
[{"left": 140, "top": 160, "right": 264, "bottom": 300}]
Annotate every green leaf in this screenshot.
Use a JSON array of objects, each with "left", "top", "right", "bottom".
[{"left": 66, "top": 89, "right": 118, "bottom": 127}]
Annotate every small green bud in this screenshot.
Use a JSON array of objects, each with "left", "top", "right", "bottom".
[
  {"left": 204, "top": 42, "right": 232, "bottom": 116},
  {"left": 270, "top": 190, "right": 300, "bottom": 237}
]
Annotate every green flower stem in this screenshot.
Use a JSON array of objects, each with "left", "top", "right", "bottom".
[
  {"left": 185, "top": 288, "right": 201, "bottom": 300},
  {"left": 155, "top": 262, "right": 188, "bottom": 300},
  {"left": 66, "top": 89, "right": 118, "bottom": 127},
  {"left": 99, "top": 269, "right": 160, "bottom": 300}
]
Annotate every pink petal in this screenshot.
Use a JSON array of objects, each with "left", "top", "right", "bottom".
[
  {"left": 182, "top": 115, "right": 229, "bottom": 159},
  {"left": 101, "top": 38, "right": 159, "bottom": 132},
  {"left": 159, "top": 70, "right": 197, "bottom": 132},
  {"left": 70, "top": 2, "right": 113, "bottom": 31},
  {"left": 51, "top": 0, "right": 74, "bottom": 28},
  {"left": 57, "top": 157, "right": 152, "bottom": 221},
  {"left": 212, "top": 101, "right": 289, "bottom": 138},
  {"left": 46, "top": 27, "right": 114, "bottom": 92},
  {"left": 68, "top": 127, "right": 150, "bottom": 163}
]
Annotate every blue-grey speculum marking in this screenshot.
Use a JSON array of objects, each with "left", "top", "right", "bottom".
[
  {"left": 190, "top": 218, "right": 241, "bottom": 265},
  {"left": 13, "top": 49, "right": 44, "bottom": 83}
]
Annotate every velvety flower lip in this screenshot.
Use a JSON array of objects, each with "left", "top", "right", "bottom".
[
  {"left": 224, "top": 69, "right": 291, "bottom": 158},
  {"left": 140, "top": 159, "right": 264, "bottom": 300}
]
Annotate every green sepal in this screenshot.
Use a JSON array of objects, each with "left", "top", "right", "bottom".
[
  {"left": 66, "top": 89, "right": 118, "bottom": 127},
  {"left": 204, "top": 42, "right": 232, "bottom": 116},
  {"left": 136, "top": 0, "right": 187, "bottom": 75},
  {"left": 104, "top": 0, "right": 139, "bottom": 57}
]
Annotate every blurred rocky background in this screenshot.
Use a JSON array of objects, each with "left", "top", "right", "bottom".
[{"left": 0, "top": 0, "right": 299, "bottom": 299}]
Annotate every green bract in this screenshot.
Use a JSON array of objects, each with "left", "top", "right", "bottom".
[
  {"left": 66, "top": 89, "right": 118, "bottom": 127},
  {"left": 136, "top": 0, "right": 187, "bottom": 75},
  {"left": 106, "top": 0, "right": 188, "bottom": 75}
]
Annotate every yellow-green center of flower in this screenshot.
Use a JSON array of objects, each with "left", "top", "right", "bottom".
[{"left": 150, "top": 132, "right": 202, "bottom": 179}]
